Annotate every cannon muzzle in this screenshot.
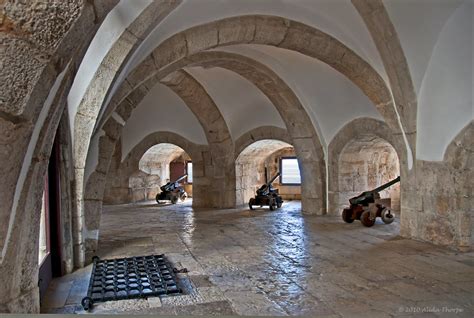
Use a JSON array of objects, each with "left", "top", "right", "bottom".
[
  {"left": 371, "top": 176, "right": 400, "bottom": 194},
  {"left": 267, "top": 172, "right": 281, "bottom": 186},
  {"left": 173, "top": 174, "right": 188, "bottom": 183}
]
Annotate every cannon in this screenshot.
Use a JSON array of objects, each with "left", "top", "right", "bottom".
[
  {"left": 249, "top": 171, "right": 283, "bottom": 210},
  {"left": 156, "top": 174, "right": 188, "bottom": 204},
  {"left": 342, "top": 176, "right": 400, "bottom": 227}
]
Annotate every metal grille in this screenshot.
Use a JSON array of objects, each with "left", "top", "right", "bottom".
[{"left": 81, "top": 254, "right": 182, "bottom": 310}]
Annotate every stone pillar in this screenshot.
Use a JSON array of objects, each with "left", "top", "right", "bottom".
[{"left": 83, "top": 119, "right": 122, "bottom": 263}]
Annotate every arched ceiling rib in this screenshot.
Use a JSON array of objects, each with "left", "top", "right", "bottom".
[
  {"left": 217, "top": 44, "right": 383, "bottom": 145},
  {"left": 237, "top": 139, "right": 293, "bottom": 163},
  {"left": 113, "top": 0, "right": 387, "bottom": 104},
  {"left": 121, "top": 82, "right": 207, "bottom": 159},
  {"left": 139, "top": 143, "right": 186, "bottom": 174},
  {"left": 141, "top": 143, "right": 186, "bottom": 163},
  {"left": 184, "top": 66, "right": 286, "bottom": 140},
  {"left": 68, "top": 0, "right": 151, "bottom": 128}
]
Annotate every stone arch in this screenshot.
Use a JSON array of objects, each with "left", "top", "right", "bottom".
[
  {"left": 87, "top": 69, "right": 234, "bottom": 209},
  {"left": 121, "top": 131, "right": 204, "bottom": 173},
  {"left": 234, "top": 127, "right": 293, "bottom": 206},
  {"left": 105, "top": 15, "right": 398, "bottom": 132},
  {"left": 328, "top": 118, "right": 406, "bottom": 215},
  {"left": 0, "top": 1, "right": 116, "bottom": 256},
  {"left": 160, "top": 70, "right": 235, "bottom": 208},
  {"left": 76, "top": 12, "right": 411, "bottom": 267},
  {"left": 235, "top": 139, "right": 296, "bottom": 206},
  {"left": 73, "top": 0, "right": 181, "bottom": 171},
  {"left": 0, "top": 70, "right": 77, "bottom": 312},
  {"left": 71, "top": 1, "right": 182, "bottom": 264},
  {"left": 83, "top": 130, "right": 209, "bottom": 260},
  {"left": 0, "top": 2, "right": 121, "bottom": 310},
  {"left": 82, "top": 69, "right": 235, "bottom": 259},
  {"left": 110, "top": 131, "right": 207, "bottom": 205},
  {"left": 84, "top": 68, "right": 234, "bottom": 214},
  {"left": 75, "top": 14, "right": 406, "bottom": 222},
  {"left": 102, "top": 50, "right": 327, "bottom": 215},
  {"left": 352, "top": 0, "right": 418, "bottom": 151},
  {"left": 234, "top": 126, "right": 292, "bottom": 159}
]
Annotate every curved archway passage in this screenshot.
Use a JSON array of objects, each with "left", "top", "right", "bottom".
[
  {"left": 336, "top": 135, "right": 401, "bottom": 217},
  {"left": 328, "top": 118, "right": 406, "bottom": 215},
  {"left": 105, "top": 143, "right": 192, "bottom": 204},
  {"left": 83, "top": 131, "right": 208, "bottom": 262},
  {"left": 163, "top": 52, "right": 327, "bottom": 214},
  {"left": 81, "top": 13, "right": 404, "bottom": 218},
  {"left": 234, "top": 126, "right": 292, "bottom": 158},
  {"left": 235, "top": 139, "right": 302, "bottom": 208},
  {"left": 100, "top": 51, "right": 327, "bottom": 214}
]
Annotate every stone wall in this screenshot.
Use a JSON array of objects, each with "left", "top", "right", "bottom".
[
  {"left": 337, "top": 135, "right": 400, "bottom": 212},
  {"left": 0, "top": 0, "right": 118, "bottom": 312},
  {"left": 235, "top": 160, "right": 264, "bottom": 206},
  {"left": 401, "top": 123, "right": 473, "bottom": 250}
]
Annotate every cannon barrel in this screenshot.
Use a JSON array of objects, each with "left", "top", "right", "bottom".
[
  {"left": 173, "top": 174, "right": 188, "bottom": 183},
  {"left": 370, "top": 176, "right": 400, "bottom": 193},
  {"left": 257, "top": 172, "right": 281, "bottom": 196},
  {"left": 349, "top": 176, "right": 400, "bottom": 205},
  {"left": 161, "top": 174, "right": 188, "bottom": 191},
  {"left": 267, "top": 172, "right": 281, "bottom": 186}
]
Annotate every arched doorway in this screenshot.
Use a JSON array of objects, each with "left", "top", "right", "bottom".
[
  {"left": 235, "top": 139, "right": 302, "bottom": 207},
  {"left": 337, "top": 135, "right": 401, "bottom": 220},
  {"left": 129, "top": 143, "right": 192, "bottom": 203}
]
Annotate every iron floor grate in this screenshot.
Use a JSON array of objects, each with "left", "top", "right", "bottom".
[{"left": 81, "top": 254, "right": 182, "bottom": 311}]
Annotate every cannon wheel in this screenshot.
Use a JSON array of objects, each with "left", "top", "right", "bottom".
[
  {"left": 81, "top": 297, "right": 93, "bottom": 311},
  {"left": 269, "top": 198, "right": 276, "bottom": 211},
  {"left": 381, "top": 208, "right": 395, "bottom": 224},
  {"left": 155, "top": 193, "right": 161, "bottom": 204},
  {"left": 342, "top": 209, "right": 354, "bottom": 223},
  {"left": 360, "top": 211, "right": 375, "bottom": 227},
  {"left": 171, "top": 195, "right": 179, "bottom": 204},
  {"left": 248, "top": 198, "right": 255, "bottom": 210},
  {"left": 277, "top": 201, "right": 282, "bottom": 209}
]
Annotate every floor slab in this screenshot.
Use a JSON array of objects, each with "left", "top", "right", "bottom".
[{"left": 41, "top": 200, "right": 474, "bottom": 316}]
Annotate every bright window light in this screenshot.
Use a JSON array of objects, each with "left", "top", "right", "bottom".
[
  {"left": 280, "top": 158, "right": 301, "bottom": 184},
  {"left": 187, "top": 162, "right": 193, "bottom": 183}
]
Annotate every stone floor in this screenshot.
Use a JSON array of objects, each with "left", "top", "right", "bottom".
[{"left": 42, "top": 200, "right": 474, "bottom": 316}]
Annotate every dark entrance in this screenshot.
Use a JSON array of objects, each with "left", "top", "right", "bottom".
[{"left": 38, "top": 134, "right": 63, "bottom": 301}]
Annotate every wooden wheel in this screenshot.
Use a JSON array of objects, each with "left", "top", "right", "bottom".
[
  {"left": 381, "top": 208, "right": 395, "bottom": 224},
  {"left": 269, "top": 198, "right": 276, "bottom": 211},
  {"left": 248, "top": 198, "right": 255, "bottom": 210},
  {"left": 342, "top": 208, "right": 354, "bottom": 223},
  {"left": 171, "top": 195, "right": 178, "bottom": 204},
  {"left": 360, "top": 210, "right": 375, "bottom": 227}
]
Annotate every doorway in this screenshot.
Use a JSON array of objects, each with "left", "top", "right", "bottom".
[{"left": 38, "top": 135, "right": 63, "bottom": 301}]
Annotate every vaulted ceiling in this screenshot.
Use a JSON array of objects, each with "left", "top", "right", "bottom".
[{"left": 69, "top": 0, "right": 471, "bottom": 176}]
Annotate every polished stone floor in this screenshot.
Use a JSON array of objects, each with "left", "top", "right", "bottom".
[{"left": 42, "top": 200, "right": 474, "bottom": 316}]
